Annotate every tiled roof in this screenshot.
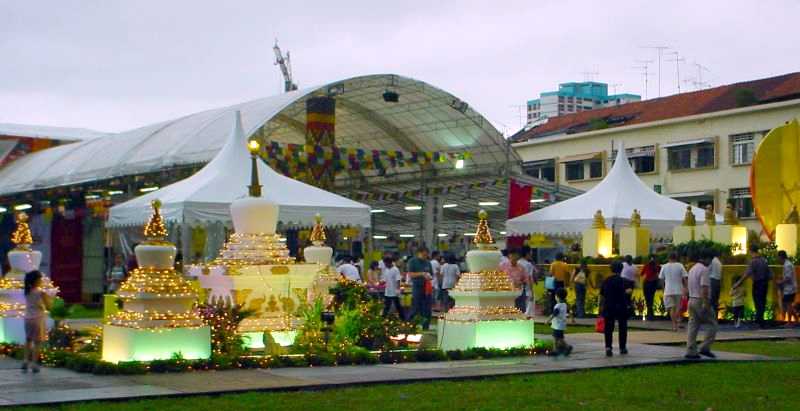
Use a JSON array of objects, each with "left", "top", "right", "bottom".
[{"left": 511, "top": 72, "right": 800, "bottom": 142}]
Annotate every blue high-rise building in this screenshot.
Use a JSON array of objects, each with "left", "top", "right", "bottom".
[{"left": 526, "top": 81, "right": 640, "bottom": 125}]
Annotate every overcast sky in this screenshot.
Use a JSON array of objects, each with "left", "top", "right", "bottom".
[{"left": 1, "top": 0, "right": 798, "bottom": 135}]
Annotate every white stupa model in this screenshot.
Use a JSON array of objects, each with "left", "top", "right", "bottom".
[
  {"left": 303, "top": 214, "right": 333, "bottom": 265},
  {"left": 102, "top": 200, "right": 211, "bottom": 363},
  {"left": 0, "top": 213, "right": 58, "bottom": 343},
  {"left": 438, "top": 210, "right": 534, "bottom": 350},
  {"left": 197, "top": 136, "right": 337, "bottom": 349}
]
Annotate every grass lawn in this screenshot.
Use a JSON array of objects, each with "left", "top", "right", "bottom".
[
  {"left": 714, "top": 338, "right": 800, "bottom": 359},
  {"left": 14, "top": 361, "right": 799, "bottom": 411},
  {"left": 65, "top": 305, "right": 104, "bottom": 319}
]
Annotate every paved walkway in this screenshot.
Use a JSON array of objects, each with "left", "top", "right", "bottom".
[{"left": 0, "top": 331, "right": 788, "bottom": 407}]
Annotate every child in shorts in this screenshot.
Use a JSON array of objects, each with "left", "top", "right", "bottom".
[{"left": 548, "top": 287, "right": 572, "bottom": 356}]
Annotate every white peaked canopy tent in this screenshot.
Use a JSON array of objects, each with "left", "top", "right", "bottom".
[
  {"left": 506, "top": 144, "right": 721, "bottom": 236},
  {"left": 107, "top": 111, "right": 371, "bottom": 229}
]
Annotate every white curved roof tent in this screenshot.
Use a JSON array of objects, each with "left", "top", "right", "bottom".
[
  {"left": 0, "top": 74, "right": 518, "bottom": 237},
  {"left": 107, "top": 111, "right": 371, "bottom": 228},
  {"left": 506, "top": 144, "right": 721, "bottom": 237}
]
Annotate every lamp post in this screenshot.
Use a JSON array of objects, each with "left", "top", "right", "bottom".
[{"left": 248, "top": 140, "right": 262, "bottom": 197}]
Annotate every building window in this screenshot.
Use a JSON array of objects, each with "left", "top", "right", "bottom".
[
  {"left": 522, "top": 159, "right": 556, "bottom": 182},
  {"left": 589, "top": 160, "right": 603, "bottom": 178},
  {"left": 668, "top": 147, "right": 692, "bottom": 170},
  {"left": 730, "top": 133, "right": 755, "bottom": 165},
  {"left": 695, "top": 143, "right": 715, "bottom": 168},
  {"left": 729, "top": 187, "right": 754, "bottom": 218},
  {"left": 558, "top": 104, "right": 565, "bottom": 111},
  {"left": 612, "top": 145, "right": 657, "bottom": 174},
  {"left": 666, "top": 139, "right": 716, "bottom": 171},
  {"left": 565, "top": 162, "right": 584, "bottom": 181},
  {"left": 558, "top": 96, "right": 565, "bottom": 103}
]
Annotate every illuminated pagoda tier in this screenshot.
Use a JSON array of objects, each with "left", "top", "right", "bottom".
[
  {"left": 197, "top": 137, "right": 337, "bottom": 350},
  {"left": 438, "top": 210, "right": 534, "bottom": 351},
  {"left": 0, "top": 212, "right": 58, "bottom": 343},
  {"left": 102, "top": 200, "right": 211, "bottom": 363},
  {"left": 303, "top": 213, "right": 333, "bottom": 265}
]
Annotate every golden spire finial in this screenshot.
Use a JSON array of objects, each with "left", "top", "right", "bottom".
[
  {"left": 629, "top": 209, "right": 641, "bottom": 227},
  {"left": 682, "top": 205, "right": 696, "bottom": 226},
  {"left": 11, "top": 212, "right": 33, "bottom": 250},
  {"left": 143, "top": 199, "right": 168, "bottom": 242},
  {"left": 473, "top": 209, "right": 494, "bottom": 247},
  {"left": 592, "top": 210, "right": 606, "bottom": 229},
  {"left": 309, "top": 213, "right": 327, "bottom": 245}
]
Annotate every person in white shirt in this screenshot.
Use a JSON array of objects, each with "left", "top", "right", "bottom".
[
  {"left": 336, "top": 256, "right": 362, "bottom": 283},
  {"left": 685, "top": 251, "right": 717, "bottom": 359},
  {"left": 548, "top": 287, "right": 572, "bottom": 356},
  {"left": 621, "top": 255, "right": 638, "bottom": 284},
  {"left": 381, "top": 257, "right": 405, "bottom": 319},
  {"left": 708, "top": 252, "right": 723, "bottom": 315},
  {"left": 659, "top": 252, "right": 688, "bottom": 332},
  {"left": 429, "top": 251, "right": 442, "bottom": 309},
  {"left": 777, "top": 250, "right": 798, "bottom": 325},
  {"left": 439, "top": 254, "right": 461, "bottom": 312}
]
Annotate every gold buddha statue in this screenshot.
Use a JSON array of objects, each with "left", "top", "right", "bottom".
[
  {"left": 682, "top": 205, "right": 696, "bottom": 227},
  {"left": 723, "top": 204, "right": 739, "bottom": 226},
  {"left": 629, "top": 209, "right": 641, "bottom": 227}
]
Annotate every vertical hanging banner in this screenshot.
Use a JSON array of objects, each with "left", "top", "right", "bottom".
[
  {"left": 506, "top": 179, "right": 533, "bottom": 248},
  {"left": 305, "top": 96, "right": 336, "bottom": 190}
]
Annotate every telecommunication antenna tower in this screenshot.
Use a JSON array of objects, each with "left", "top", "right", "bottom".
[
  {"left": 640, "top": 46, "right": 670, "bottom": 97},
  {"left": 273, "top": 40, "right": 298, "bottom": 92},
  {"left": 665, "top": 51, "right": 685, "bottom": 93}
]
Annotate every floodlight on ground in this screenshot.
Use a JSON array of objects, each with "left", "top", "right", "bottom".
[
  {"left": 404, "top": 205, "right": 422, "bottom": 211},
  {"left": 478, "top": 201, "right": 499, "bottom": 206},
  {"left": 371, "top": 209, "right": 386, "bottom": 214},
  {"left": 442, "top": 203, "right": 458, "bottom": 208}
]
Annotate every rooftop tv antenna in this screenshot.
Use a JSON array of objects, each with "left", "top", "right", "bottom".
[
  {"left": 665, "top": 51, "right": 685, "bottom": 93},
  {"left": 694, "top": 62, "right": 711, "bottom": 89},
  {"left": 610, "top": 83, "right": 622, "bottom": 94},
  {"left": 632, "top": 60, "right": 654, "bottom": 100},
  {"left": 273, "top": 39, "right": 298, "bottom": 92},
  {"left": 580, "top": 70, "right": 600, "bottom": 82},
  {"left": 640, "top": 46, "right": 669, "bottom": 97}
]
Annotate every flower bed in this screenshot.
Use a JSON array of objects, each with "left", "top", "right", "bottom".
[{"left": 0, "top": 341, "right": 552, "bottom": 376}]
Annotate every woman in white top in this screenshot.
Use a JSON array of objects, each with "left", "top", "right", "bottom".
[
  {"left": 381, "top": 257, "right": 405, "bottom": 319},
  {"left": 23, "top": 271, "right": 52, "bottom": 373},
  {"left": 439, "top": 254, "right": 461, "bottom": 312},
  {"left": 658, "top": 252, "right": 688, "bottom": 332}
]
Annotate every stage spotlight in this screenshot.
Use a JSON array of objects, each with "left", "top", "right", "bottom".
[{"left": 383, "top": 90, "right": 399, "bottom": 103}]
